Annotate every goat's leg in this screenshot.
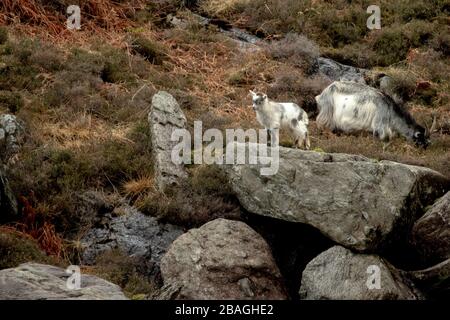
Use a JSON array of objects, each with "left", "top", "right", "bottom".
[
  {"left": 293, "top": 125, "right": 309, "bottom": 150},
  {"left": 292, "top": 129, "right": 300, "bottom": 149},
  {"left": 271, "top": 128, "right": 279, "bottom": 148},
  {"left": 266, "top": 128, "right": 271, "bottom": 146},
  {"left": 304, "top": 132, "right": 311, "bottom": 150},
  {"left": 293, "top": 130, "right": 303, "bottom": 149},
  {"left": 296, "top": 137, "right": 303, "bottom": 149}
]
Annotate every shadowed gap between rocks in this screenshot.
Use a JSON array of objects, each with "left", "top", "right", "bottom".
[{"left": 242, "top": 211, "right": 335, "bottom": 299}]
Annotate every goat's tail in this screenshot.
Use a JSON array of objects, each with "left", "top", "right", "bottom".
[{"left": 315, "top": 85, "right": 336, "bottom": 130}]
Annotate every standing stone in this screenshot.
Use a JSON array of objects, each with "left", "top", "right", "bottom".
[
  {"left": 412, "top": 192, "right": 450, "bottom": 264},
  {"left": 299, "top": 246, "right": 423, "bottom": 300},
  {"left": 160, "top": 218, "right": 288, "bottom": 299},
  {"left": 0, "top": 114, "right": 24, "bottom": 163},
  {"left": 148, "top": 91, "right": 188, "bottom": 191}
]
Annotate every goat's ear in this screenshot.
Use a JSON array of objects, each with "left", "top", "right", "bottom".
[
  {"left": 262, "top": 94, "right": 268, "bottom": 99},
  {"left": 249, "top": 90, "right": 256, "bottom": 96}
]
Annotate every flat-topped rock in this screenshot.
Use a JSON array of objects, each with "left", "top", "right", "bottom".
[
  {"left": 224, "top": 143, "right": 449, "bottom": 251},
  {"left": 0, "top": 263, "right": 127, "bottom": 300}
]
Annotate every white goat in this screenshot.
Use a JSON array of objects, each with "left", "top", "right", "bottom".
[
  {"left": 249, "top": 90, "right": 310, "bottom": 149},
  {"left": 315, "top": 81, "right": 431, "bottom": 148}
]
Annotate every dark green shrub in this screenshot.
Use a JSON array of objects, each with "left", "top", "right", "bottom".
[
  {"left": 66, "top": 48, "right": 105, "bottom": 75},
  {"left": 372, "top": 28, "right": 410, "bottom": 66},
  {"left": 267, "top": 69, "right": 330, "bottom": 113},
  {"left": 91, "top": 249, "right": 158, "bottom": 298},
  {"left": 97, "top": 46, "right": 137, "bottom": 84},
  {"left": 323, "top": 43, "right": 378, "bottom": 69},
  {"left": 397, "top": 0, "right": 439, "bottom": 22},
  {"left": 371, "top": 21, "right": 435, "bottom": 66},
  {"left": 0, "top": 91, "right": 24, "bottom": 113},
  {"left": 0, "top": 230, "right": 50, "bottom": 269},
  {"left": 0, "top": 26, "right": 8, "bottom": 45},
  {"left": 312, "top": 6, "right": 369, "bottom": 47},
  {"left": 130, "top": 35, "right": 165, "bottom": 65},
  {"left": 432, "top": 30, "right": 450, "bottom": 56},
  {"left": 227, "top": 69, "right": 252, "bottom": 86},
  {"left": 139, "top": 165, "right": 240, "bottom": 228},
  {"left": 0, "top": 39, "right": 41, "bottom": 90},
  {"left": 29, "top": 48, "right": 64, "bottom": 72},
  {"left": 265, "top": 33, "right": 320, "bottom": 73}
]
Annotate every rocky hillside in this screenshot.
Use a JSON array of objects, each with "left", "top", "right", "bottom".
[{"left": 0, "top": 0, "right": 449, "bottom": 300}]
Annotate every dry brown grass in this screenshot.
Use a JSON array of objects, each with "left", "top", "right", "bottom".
[
  {"left": 0, "top": 225, "right": 59, "bottom": 268},
  {"left": 200, "top": 0, "right": 251, "bottom": 16},
  {"left": 4, "top": 195, "right": 66, "bottom": 259},
  {"left": 161, "top": 28, "right": 267, "bottom": 129},
  {"left": 122, "top": 175, "right": 156, "bottom": 208},
  {"left": 123, "top": 175, "right": 155, "bottom": 196},
  {"left": 0, "top": 0, "right": 146, "bottom": 34},
  {"left": 36, "top": 115, "right": 134, "bottom": 150}
]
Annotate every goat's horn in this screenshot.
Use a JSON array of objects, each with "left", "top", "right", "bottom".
[{"left": 430, "top": 113, "right": 438, "bottom": 134}]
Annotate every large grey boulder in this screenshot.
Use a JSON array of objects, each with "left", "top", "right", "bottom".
[
  {"left": 0, "top": 114, "right": 24, "bottom": 163},
  {"left": 317, "top": 57, "right": 367, "bottom": 84},
  {"left": 0, "top": 263, "right": 127, "bottom": 300},
  {"left": 0, "top": 169, "right": 17, "bottom": 223},
  {"left": 148, "top": 91, "right": 188, "bottom": 191},
  {"left": 81, "top": 203, "right": 184, "bottom": 278},
  {"left": 411, "top": 192, "right": 450, "bottom": 263},
  {"left": 160, "top": 218, "right": 288, "bottom": 300},
  {"left": 224, "top": 143, "right": 449, "bottom": 251},
  {"left": 299, "top": 246, "right": 423, "bottom": 300}
]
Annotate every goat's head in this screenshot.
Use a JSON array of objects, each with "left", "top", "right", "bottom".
[
  {"left": 412, "top": 125, "right": 430, "bottom": 149},
  {"left": 249, "top": 90, "right": 267, "bottom": 110}
]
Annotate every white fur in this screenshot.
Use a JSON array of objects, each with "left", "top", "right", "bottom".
[
  {"left": 250, "top": 91, "right": 310, "bottom": 149},
  {"left": 315, "top": 82, "right": 418, "bottom": 142},
  {"left": 332, "top": 95, "right": 377, "bottom": 132}
]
